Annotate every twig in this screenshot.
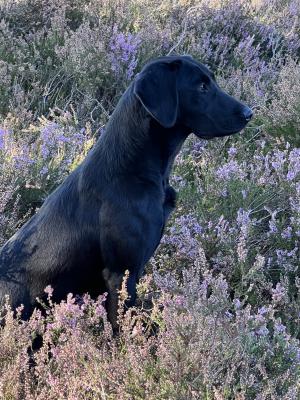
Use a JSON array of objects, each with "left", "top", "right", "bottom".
[{"left": 167, "top": 5, "right": 203, "bottom": 56}]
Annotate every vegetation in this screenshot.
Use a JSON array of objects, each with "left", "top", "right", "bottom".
[{"left": 0, "top": 0, "right": 300, "bottom": 398}]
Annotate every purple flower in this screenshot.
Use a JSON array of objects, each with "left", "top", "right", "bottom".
[
  {"left": 275, "top": 247, "right": 298, "bottom": 272},
  {"left": 233, "top": 298, "right": 242, "bottom": 310},
  {"left": 0, "top": 128, "right": 6, "bottom": 150},
  {"left": 40, "top": 122, "right": 60, "bottom": 159},
  {"left": 109, "top": 27, "right": 141, "bottom": 80},
  {"left": 228, "top": 146, "right": 237, "bottom": 157},
  {"left": 289, "top": 1, "right": 299, "bottom": 16},
  {"left": 40, "top": 166, "right": 49, "bottom": 176},
  {"left": 274, "top": 322, "right": 286, "bottom": 335},
  {"left": 268, "top": 220, "right": 278, "bottom": 234},
  {"left": 281, "top": 226, "right": 293, "bottom": 239},
  {"left": 256, "top": 326, "right": 269, "bottom": 337},
  {"left": 237, "top": 208, "right": 251, "bottom": 227},
  {"left": 271, "top": 150, "right": 286, "bottom": 171},
  {"left": 44, "top": 285, "right": 54, "bottom": 297},
  {"left": 171, "top": 175, "right": 186, "bottom": 189},
  {"left": 258, "top": 306, "right": 268, "bottom": 315},
  {"left": 162, "top": 214, "right": 203, "bottom": 259},
  {"left": 214, "top": 215, "right": 230, "bottom": 241},
  {"left": 13, "top": 145, "right": 35, "bottom": 169},
  {"left": 287, "top": 148, "right": 300, "bottom": 181},
  {"left": 215, "top": 160, "right": 246, "bottom": 181},
  {"left": 272, "top": 283, "right": 286, "bottom": 303}
]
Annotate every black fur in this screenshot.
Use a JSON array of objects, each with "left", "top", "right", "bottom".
[{"left": 0, "top": 55, "right": 252, "bottom": 327}]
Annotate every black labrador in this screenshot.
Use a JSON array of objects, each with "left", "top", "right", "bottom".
[{"left": 0, "top": 55, "right": 252, "bottom": 327}]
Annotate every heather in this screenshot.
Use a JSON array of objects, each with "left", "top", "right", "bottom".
[{"left": 0, "top": 0, "right": 300, "bottom": 398}]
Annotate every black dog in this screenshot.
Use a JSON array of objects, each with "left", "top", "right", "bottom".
[{"left": 0, "top": 55, "right": 252, "bottom": 327}]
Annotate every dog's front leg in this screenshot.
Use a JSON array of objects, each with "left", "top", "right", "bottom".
[
  {"left": 163, "top": 184, "right": 177, "bottom": 222},
  {"left": 102, "top": 267, "right": 139, "bottom": 331},
  {"left": 100, "top": 199, "right": 164, "bottom": 331},
  {"left": 102, "top": 269, "right": 123, "bottom": 331}
]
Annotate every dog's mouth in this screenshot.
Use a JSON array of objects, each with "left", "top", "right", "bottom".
[
  {"left": 195, "top": 129, "right": 241, "bottom": 140},
  {"left": 194, "top": 124, "right": 248, "bottom": 140},
  {"left": 194, "top": 134, "right": 215, "bottom": 140}
]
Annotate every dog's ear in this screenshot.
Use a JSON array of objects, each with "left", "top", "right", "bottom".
[{"left": 133, "top": 61, "right": 180, "bottom": 128}]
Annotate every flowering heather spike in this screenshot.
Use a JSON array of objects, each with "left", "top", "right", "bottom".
[
  {"left": 44, "top": 285, "right": 54, "bottom": 298},
  {"left": 0, "top": 128, "right": 6, "bottom": 150},
  {"left": 109, "top": 27, "right": 141, "bottom": 80}
]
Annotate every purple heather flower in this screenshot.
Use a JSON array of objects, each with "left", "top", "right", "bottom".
[
  {"left": 44, "top": 285, "right": 54, "bottom": 297},
  {"left": 274, "top": 322, "right": 286, "bottom": 335},
  {"left": 109, "top": 27, "right": 141, "bottom": 80},
  {"left": 289, "top": 1, "right": 299, "bottom": 16},
  {"left": 40, "top": 122, "right": 59, "bottom": 159},
  {"left": 13, "top": 145, "right": 35, "bottom": 169},
  {"left": 214, "top": 216, "right": 230, "bottom": 240},
  {"left": 258, "top": 306, "right": 268, "bottom": 315},
  {"left": 225, "top": 310, "right": 233, "bottom": 320},
  {"left": 40, "top": 166, "right": 49, "bottom": 176},
  {"left": 233, "top": 298, "right": 242, "bottom": 310},
  {"left": 0, "top": 128, "right": 6, "bottom": 150},
  {"left": 171, "top": 175, "right": 186, "bottom": 189},
  {"left": 256, "top": 326, "right": 269, "bottom": 337},
  {"left": 287, "top": 148, "right": 300, "bottom": 181},
  {"left": 271, "top": 150, "right": 286, "bottom": 171},
  {"left": 237, "top": 208, "right": 251, "bottom": 227},
  {"left": 191, "top": 139, "right": 207, "bottom": 157},
  {"left": 268, "top": 220, "right": 278, "bottom": 234},
  {"left": 272, "top": 283, "right": 286, "bottom": 303},
  {"left": 215, "top": 160, "right": 246, "bottom": 181},
  {"left": 281, "top": 226, "right": 293, "bottom": 239},
  {"left": 56, "top": 134, "right": 70, "bottom": 143},
  {"left": 162, "top": 214, "right": 203, "bottom": 259},
  {"left": 276, "top": 247, "right": 298, "bottom": 272}
]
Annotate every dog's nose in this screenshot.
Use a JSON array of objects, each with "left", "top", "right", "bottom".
[{"left": 242, "top": 107, "right": 253, "bottom": 122}]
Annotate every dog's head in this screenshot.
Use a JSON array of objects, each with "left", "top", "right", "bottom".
[{"left": 133, "top": 55, "right": 252, "bottom": 138}]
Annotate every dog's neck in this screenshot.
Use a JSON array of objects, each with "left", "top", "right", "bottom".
[{"left": 84, "top": 85, "right": 189, "bottom": 187}]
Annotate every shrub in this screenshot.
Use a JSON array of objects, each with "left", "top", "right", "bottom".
[
  {"left": 263, "top": 59, "right": 300, "bottom": 145},
  {"left": 0, "top": 0, "right": 300, "bottom": 398}
]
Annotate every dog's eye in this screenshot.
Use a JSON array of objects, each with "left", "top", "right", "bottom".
[{"left": 199, "top": 82, "right": 208, "bottom": 92}]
